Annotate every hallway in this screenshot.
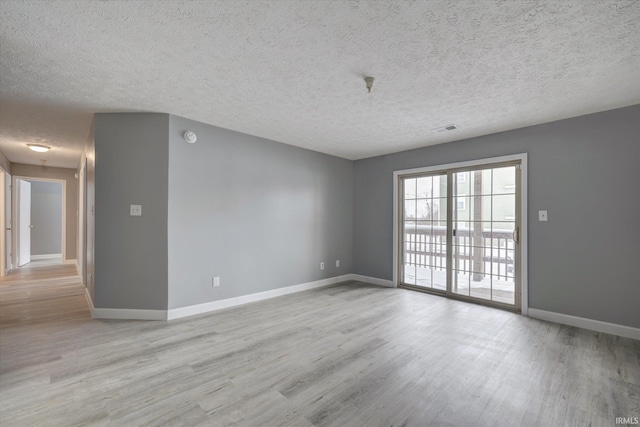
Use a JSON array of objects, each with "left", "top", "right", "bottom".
[{"left": 0, "top": 264, "right": 88, "bottom": 327}]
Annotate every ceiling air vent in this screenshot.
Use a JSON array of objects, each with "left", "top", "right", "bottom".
[{"left": 431, "top": 124, "right": 459, "bottom": 134}]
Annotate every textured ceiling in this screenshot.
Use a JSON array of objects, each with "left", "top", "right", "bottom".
[{"left": 1, "top": 0, "right": 639, "bottom": 168}]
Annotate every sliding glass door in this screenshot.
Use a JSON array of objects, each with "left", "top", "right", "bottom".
[
  {"left": 402, "top": 174, "right": 447, "bottom": 291},
  {"left": 399, "top": 162, "right": 521, "bottom": 311}
]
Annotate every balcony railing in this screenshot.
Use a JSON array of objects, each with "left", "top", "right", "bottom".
[{"left": 404, "top": 223, "right": 515, "bottom": 280}]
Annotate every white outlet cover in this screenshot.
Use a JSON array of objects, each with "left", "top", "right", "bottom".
[
  {"left": 539, "top": 210, "right": 548, "bottom": 221},
  {"left": 130, "top": 205, "right": 142, "bottom": 216}
]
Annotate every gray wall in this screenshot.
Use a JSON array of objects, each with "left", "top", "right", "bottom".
[
  {"left": 29, "top": 180, "right": 62, "bottom": 255},
  {"left": 167, "top": 115, "right": 353, "bottom": 309},
  {"left": 353, "top": 105, "right": 640, "bottom": 328},
  {"left": 94, "top": 113, "right": 169, "bottom": 310},
  {"left": 10, "top": 163, "right": 78, "bottom": 260}
]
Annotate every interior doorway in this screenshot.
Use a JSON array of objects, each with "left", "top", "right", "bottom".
[
  {"left": 394, "top": 154, "right": 528, "bottom": 313},
  {"left": 13, "top": 177, "right": 65, "bottom": 269}
]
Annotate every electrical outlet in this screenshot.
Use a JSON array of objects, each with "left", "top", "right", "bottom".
[
  {"left": 213, "top": 277, "right": 220, "bottom": 287},
  {"left": 130, "top": 204, "right": 142, "bottom": 216},
  {"left": 320, "top": 262, "right": 324, "bottom": 270},
  {"left": 336, "top": 260, "right": 340, "bottom": 267},
  {"left": 539, "top": 210, "right": 548, "bottom": 221}
]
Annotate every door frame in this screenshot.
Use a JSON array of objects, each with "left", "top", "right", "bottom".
[
  {"left": 12, "top": 175, "right": 67, "bottom": 267},
  {"left": 0, "top": 167, "right": 8, "bottom": 276},
  {"left": 392, "top": 153, "right": 528, "bottom": 315}
]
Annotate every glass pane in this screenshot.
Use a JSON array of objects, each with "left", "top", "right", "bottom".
[
  {"left": 403, "top": 263, "right": 416, "bottom": 285},
  {"left": 416, "top": 266, "right": 431, "bottom": 288},
  {"left": 470, "top": 195, "right": 492, "bottom": 222},
  {"left": 452, "top": 244, "right": 471, "bottom": 272},
  {"left": 467, "top": 222, "right": 490, "bottom": 243},
  {"left": 416, "top": 199, "right": 427, "bottom": 220},
  {"left": 454, "top": 171, "right": 470, "bottom": 195},
  {"left": 433, "top": 175, "right": 447, "bottom": 198},
  {"left": 404, "top": 178, "right": 416, "bottom": 199},
  {"left": 404, "top": 220, "right": 415, "bottom": 237},
  {"left": 467, "top": 170, "right": 490, "bottom": 197},
  {"left": 470, "top": 275, "right": 491, "bottom": 300},
  {"left": 416, "top": 176, "right": 433, "bottom": 199},
  {"left": 452, "top": 271, "right": 470, "bottom": 296},
  {"left": 404, "top": 200, "right": 416, "bottom": 220},
  {"left": 491, "top": 275, "right": 515, "bottom": 304},
  {"left": 433, "top": 267, "right": 447, "bottom": 290},
  {"left": 492, "top": 194, "right": 516, "bottom": 222},
  {"left": 492, "top": 166, "right": 516, "bottom": 195},
  {"left": 453, "top": 223, "right": 470, "bottom": 246},
  {"left": 435, "top": 197, "right": 447, "bottom": 224},
  {"left": 454, "top": 196, "right": 469, "bottom": 222}
]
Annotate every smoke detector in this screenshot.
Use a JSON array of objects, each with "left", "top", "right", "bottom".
[
  {"left": 183, "top": 131, "right": 197, "bottom": 144},
  {"left": 431, "top": 124, "right": 459, "bottom": 134}
]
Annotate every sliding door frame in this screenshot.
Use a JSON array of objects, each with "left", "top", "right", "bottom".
[{"left": 392, "top": 153, "right": 528, "bottom": 315}]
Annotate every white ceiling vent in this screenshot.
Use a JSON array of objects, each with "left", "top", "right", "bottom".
[{"left": 431, "top": 124, "right": 459, "bottom": 134}]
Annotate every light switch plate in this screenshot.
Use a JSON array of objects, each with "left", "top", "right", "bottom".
[
  {"left": 130, "top": 205, "right": 142, "bottom": 216},
  {"left": 539, "top": 210, "right": 548, "bottom": 221}
]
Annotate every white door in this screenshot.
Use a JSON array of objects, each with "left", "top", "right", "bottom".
[
  {"left": 5, "top": 172, "right": 12, "bottom": 272},
  {"left": 17, "top": 179, "right": 31, "bottom": 267}
]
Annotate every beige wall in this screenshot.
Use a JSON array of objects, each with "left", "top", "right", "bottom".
[
  {"left": 10, "top": 163, "right": 78, "bottom": 261},
  {"left": 0, "top": 150, "right": 10, "bottom": 172}
]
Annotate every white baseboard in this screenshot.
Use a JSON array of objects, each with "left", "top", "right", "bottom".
[
  {"left": 93, "top": 307, "right": 167, "bottom": 321},
  {"left": 84, "top": 286, "right": 166, "bottom": 320},
  {"left": 84, "top": 273, "right": 395, "bottom": 322},
  {"left": 31, "top": 253, "right": 61, "bottom": 260},
  {"left": 167, "top": 274, "right": 353, "bottom": 320},
  {"left": 528, "top": 308, "right": 640, "bottom": 341},
  {"left": 348, "top": 274, "right": 395, "bottom": 288},
  {"left": 84, "top": 287, "right": 95, "bottom": 318}
]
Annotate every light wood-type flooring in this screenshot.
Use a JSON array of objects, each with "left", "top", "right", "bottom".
[{"left": 1, "top": 265, "right": 638, "bottom": 426}]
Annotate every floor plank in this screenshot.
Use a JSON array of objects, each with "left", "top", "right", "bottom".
[{"left": 1, "top": 266, "right": 638, "bottom": 426}]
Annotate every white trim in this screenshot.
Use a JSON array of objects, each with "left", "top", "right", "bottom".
[
  {"left": 31, "top": 253, "right": 62, "bottom": 260},
  {"left": 84, "top": 287, "right": 95, "bottom": 318},
  {"left": 94, "top": 307, "right": 167, "bottom": 321},
  {"left": 392, "top": 153, "right": 529, "bottom": 315},
  {"left": 528, "top": 308, "right": 640, "bottom": 341},
  {"left": 520, "top": 155, "right": 528, "bottom": 315},
  {"left": 349, "top": 274, "right": 395, "bottom": 288},
  {"left": 85, "top": 283, "right": 166, "bottom": 320},
  {"left": 87, "top": 274, "right": 397, "bottom": 322},
  {"left": 167, "top": 274, "right": 353, "bottom": 320},
  {"left": 12, "top": 176, "right": 67, "bottom": 265},
  {"left": 63, "top": 258, "right": 76, "bottom": 265}
]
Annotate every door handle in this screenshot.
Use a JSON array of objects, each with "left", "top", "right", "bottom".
[
  {"left": 512, "top": 227, "right": 519, "bottom": 244},
  {"left": 5, "top": 227, "right": 10, "bottom": 231}
]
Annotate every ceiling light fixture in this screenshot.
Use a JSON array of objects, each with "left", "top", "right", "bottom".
[
  {"left": 27, "top": 144, "right": 51, "bottom": 153},
  {"left": 364, "top": 77, "right": 374, "bottom": 93}
]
